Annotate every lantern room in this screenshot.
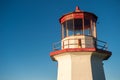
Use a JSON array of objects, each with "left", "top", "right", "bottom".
[
  {"left": 60, "top": 6, "right": 97, "bottom": 39},
  {"left": 59, "top": 6, "right": 97, "bottom": 49}
]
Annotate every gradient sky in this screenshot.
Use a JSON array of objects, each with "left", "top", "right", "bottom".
[{"left": 0, "top": 0, "right": 120, "bottom": 80}]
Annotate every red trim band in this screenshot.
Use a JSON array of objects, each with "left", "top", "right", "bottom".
[{"left": 50, "top": 48, "right": 112, "bottom": 60}]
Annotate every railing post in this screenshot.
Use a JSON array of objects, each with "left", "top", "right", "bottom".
[
  {"left": 105, "top": 43, "right": 108, "bottom": 50},
  {"left": 68, "top": 39, "right": 69, "bottom": 48},
  {"left": 63, "top": 41, "right": 64, "bottom": 49}
]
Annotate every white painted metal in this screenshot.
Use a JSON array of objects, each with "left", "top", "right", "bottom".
[{"left": 61, "top": 35, "right": 95, "bottom": 49}]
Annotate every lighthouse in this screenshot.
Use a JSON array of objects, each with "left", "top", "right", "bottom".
[{"left": 50, "top": 6, "right": 112, "bottom": 80}]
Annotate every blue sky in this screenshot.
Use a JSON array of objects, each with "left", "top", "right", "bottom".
[{"left": 0, "top": 0, "right": 120, "bottom": 80}]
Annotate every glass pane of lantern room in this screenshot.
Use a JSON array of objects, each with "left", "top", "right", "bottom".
[
  {"left": 74, "top": 19, "right": 83, "bottom": 35},
  {"left": 84, "top": 19, "right": 91, "bottom": 36},
  {"left": 67, "top": 19, "right": 74, "bottom": 36},
  {"left": 62, "top": 22, "right": 67, "bottom": 38}
]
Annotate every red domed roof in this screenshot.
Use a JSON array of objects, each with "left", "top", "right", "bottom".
[{"left": 59, "top": 6, "right": 97, "bottom": 23}]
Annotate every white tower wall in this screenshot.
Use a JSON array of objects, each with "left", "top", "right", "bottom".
[
  {"left": 54, "top": 52, "right": 106, "bottom": 80},
  {"left": 91, "top": 54, "right": 106, "bottom": 80}
]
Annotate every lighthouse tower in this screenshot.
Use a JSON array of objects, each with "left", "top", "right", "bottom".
[{"left": 50, "top": 6, "right": 112, "bottom": 80}]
